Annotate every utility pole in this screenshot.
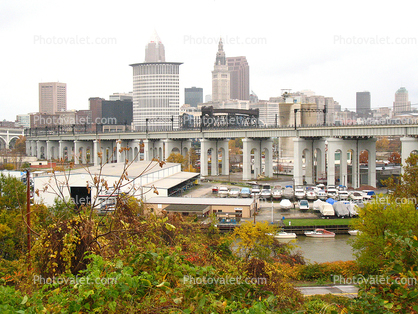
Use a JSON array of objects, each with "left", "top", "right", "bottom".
[{"left": 26, "top": 170, "right": 31, "bottom": 268}]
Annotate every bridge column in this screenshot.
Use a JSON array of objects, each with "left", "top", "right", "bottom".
[
  {"left": 211, "top": 140, "right": 219, "bottom": 176},
  {"left": 242, "top": 138, "right": 254, "bottom": 180},
  {"left": 6, "top": 130, "right": 9, "bottom": 150},
  {"left": 93, "top": 140, "right": 100, "bottom": 166},
  {"left": 164, "top": 139, "right": 176, "bottom": 160},
  {"left": 74, "top": 140, "right": 81, "bottom": 164},
  {"left": 326, "top": 138, "right": 340, "bottom": 186},
  {"left": 313, "top": 139, "right": 326, "bottom": 184},
  {"left": 143, "top": 140, "right": 152, "bottom": 161},
  {"left": 116, "top": 140, "right": 127, "bottom": 163},
  {"left": 128, "top": 139, "right": 142, "bottom": 162},
  {"left": 26, "top": 140, "right": 31, "bottom": 156},
  {"left": 360, "top": 138, "right": 377, "bottom": 188},
  {"left": 293, "top": 138, "right": 308, "bottom": 186},
  {"left": 220, "top": 139, "right": 229, "bottom": 176},
  {"left": 262, "top": 138, "right": 273, "bottom": 178},
  {"left": 401, "top": 137, "right": 418, "bottom": 173},
  {"left": 46, "top": 140, "right": 50, "bottom": 160},
  {"left": 200, "top": 138, "right": 210, "bottom": 177}
]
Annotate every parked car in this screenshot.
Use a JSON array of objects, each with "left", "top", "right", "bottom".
[
  {"left": 299, "top": 199, "right": 310, "bottom": 211},
  {"left": 279, "top": 199, "right": 294, "bottom": 210},
  {"left": 240, "top": 187, "right": 251, "bottom": 198},
  {"left": 229, "top": 187, "right": 240, "bottom": 198},
  {"left": 218, "top": 186, "right": 229, "bottom": 198},
  {"left": 212, "top": 186, "right": 219, "bottom": 193}
]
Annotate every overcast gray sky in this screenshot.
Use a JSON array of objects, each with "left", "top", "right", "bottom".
[{"left": 1, "top": 0, "right": 417, "bottom": 121}]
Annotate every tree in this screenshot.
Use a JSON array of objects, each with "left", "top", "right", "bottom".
[
  {"left": 359, "top": 150, "right": 368, "bottom": 164},
  {"left": 351, "top": 200, "right": 418, "bottom": 274},
  {"left": 376, "top": 136, "right": 390, "bottom": 152},
  {"left": 384, "top": 152, "right": 418, "bottom": 200},
  {"left": 166, "top": 152, "right": 187, "bottom": 170},
  {"left": 232, "top": 221, "right": 277, "bottom": 261},
  {"left": 388, "top": 152, "right": 401, "bottom": 164},
  {"left": 13, "top": 136, "right": 26, "bottom": 156}
]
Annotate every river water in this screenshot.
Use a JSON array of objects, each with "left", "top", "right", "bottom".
[{"left": 286, "top": 235, "right": 356, "bottom": 263}]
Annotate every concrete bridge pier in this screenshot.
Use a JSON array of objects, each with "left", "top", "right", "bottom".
[
  {"left": 36, "top": 140, "right": 46, "bottom": 160},
  {"left": 401, "top": 137, "right": 418, "bottom": 172},
  {"left": 46, "top": 140, "right": 59, "bottom": 160},
  {"left": 243, "top": 138, "right": 273, "bottom": 181}
]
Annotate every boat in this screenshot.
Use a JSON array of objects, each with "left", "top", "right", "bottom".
[
  {"left": 306, "top": 187, "right": 317, "bottom": 200},
  {"left": 218, "top": 186, "right": 229, "bottom": 198},
  {"left": 260, "top": 189, "right": 272, "bottom": 200},
  {"left": 316, "top": 189, "right": 327, "bottom": 200},
  {"left": 333, "top": 201, "right": 350, "bottom": 218},
  {"left": 337, "top": 190, "right": 349, "bottom": 201},
  {"left": 283, "top": 186, "right": 294, "bottom": 199},
  {"left": 279, "top": 198, "right": 294, "bottom": 210},
  {"left": 272, "top": 187, "right": 282, "bottom": 200},
  {"left": 304, "top": 228, "right": 336, "bottom": 238},
  {"left": 348, "top": 230, "right": 360, "bottom": 236},
  {"left": 295, "top": 187, "right": 306, "bottom": 200},
  {"left": 273, "top": 232, "right": 297, "bottom": 239},
  {"left": 327, "top": 186, "right": 338, "bottom": 198},
  {"left": 320, "top": 202, "right": 335, "bottom": 218}
]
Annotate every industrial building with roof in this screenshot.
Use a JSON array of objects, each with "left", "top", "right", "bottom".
[{"left": 34, "top": 161, "right": 199, "bottom": 207}]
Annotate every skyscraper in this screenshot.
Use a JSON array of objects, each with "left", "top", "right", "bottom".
[
  {"left": 185, "top": 87, "right": 203, "bottom": 107},
  {"left": 212, "top": 38, "right": 230, "bottom": 102},
  {"left": 39, "top": 82, "right": 67, "bottom": 114},
  {"left": 356, "top": 91, "right": 371, "bottom": 117},
  {"left": 144, "top": 31, "right": 165, "bottom": 62},
  {"left": 131, "top": 33, "right": 182, "bottom": 129},
  {"left": 227, "top": 56, "right": 249, "bottom": 100},
  {"left": 393, "top": 87, "right": 411, "bottom": 114}
]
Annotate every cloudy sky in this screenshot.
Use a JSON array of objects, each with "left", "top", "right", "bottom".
[{"left": 1, "top": 0, "right": 417, "bottom": 121}]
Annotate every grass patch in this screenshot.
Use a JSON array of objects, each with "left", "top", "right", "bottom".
[{"left": 285, "top": 218, "right": 352, "bottom": 226}]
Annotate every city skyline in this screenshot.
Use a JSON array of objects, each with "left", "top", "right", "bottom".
[{"left": 1, "top": 1, "right": 418, "bottom": 121}]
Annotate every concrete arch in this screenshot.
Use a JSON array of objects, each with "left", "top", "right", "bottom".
[
  {"left": 171, "top": 147, "right": 180, "bottom": 154},
  {"left": 134, "top": 147, "right": 139, "bottom": 161},
  {"left": 9, "top": 136, "right": 19, "bottom": 149},
  {"left": 0, "top": 137, "right": 6, "bottom": 150},
  {"left": 314, "top": 148, "right": 323, "bottom": 183},
  {"left": 217, "top": 146, "right": 226, "bottom": 175},
  {"left": 302, "top": 148, "right": 312, "bottom": 185},
  {"left": 182, "top": 146, "right": 188, "bottom": 156}
]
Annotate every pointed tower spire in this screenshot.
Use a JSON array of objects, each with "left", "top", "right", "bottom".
[{"left": 215, "top": 37, "right": 226, "bottom": 66}]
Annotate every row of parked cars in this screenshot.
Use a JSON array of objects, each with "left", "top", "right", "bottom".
[{"left": 212, "top": 185, "right": 268, "bottom": 198}]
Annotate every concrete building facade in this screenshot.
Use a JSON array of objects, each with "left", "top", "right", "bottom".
[
  {"left": 39, "top": 82, "right": 67, "bottom": 114},
  {"left": 393, "top": 87, "right": 411, "bottom": 114},
  {"left": 227, "top": 56, "right": 249, "bottom": 100},
  {"left": 212, "top": 39, "right": 230, "bottom": 102}
]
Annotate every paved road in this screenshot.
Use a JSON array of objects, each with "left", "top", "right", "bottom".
[{"left": 296, "top": 285, "right": 358, "bottom": 297}]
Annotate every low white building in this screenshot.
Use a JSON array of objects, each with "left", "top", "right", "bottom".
[{"left": 34, "top": 161, "right": 199, "bottom": 207}]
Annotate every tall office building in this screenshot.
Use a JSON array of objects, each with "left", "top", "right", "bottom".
[
  {"left": 356, "top": 91, "right": 371, "bottom": 117},
  {"left": 185, "top": 87, "right": 203, "bottom": 107},
  {"left": 145, "top": 31, "right": 165, "bottom": 62},
  {"left": 39, "top": 82, "right": 67, "bottom": 114},
  {"left": 393, "top": 87, "right": 411, "bottom": 114},
  {"left": 212, "top": 38, "right": 230, "bottom": 102},
  {"left": 227, "top": 56, "right": 249, "bottom": 100},
  {"left": 131, "top": 34, "right": 182, "bottom": 129}
]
